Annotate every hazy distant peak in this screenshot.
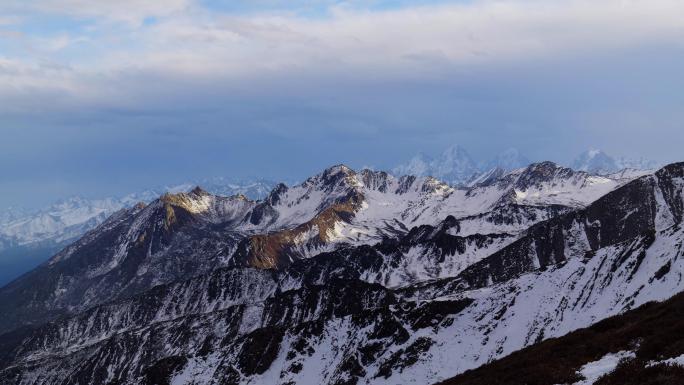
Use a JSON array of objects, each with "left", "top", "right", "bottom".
[
  {"left": 571, "top": 149, "right": 660, "bottom": 175},
  {"left": 485, "top": 147, "right": 531, "bottom": 171},
  {"left": 572, "top": 149, "right": 619, "bottom": 174},
  {"left": 394, "top": 145, "right": 530, "bottom": 185}
]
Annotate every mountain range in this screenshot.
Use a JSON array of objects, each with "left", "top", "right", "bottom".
[
  {"left": 1, "top": 147, "right": 657, "bottom": 285},
  {"left": 1, "top": 159, "right": 683, "bottom": 384},
  {"left": 0, "top": 179, "right": 276, "bottom": 286},
  {"left": 571, "top": 149, "right": 662, "bottom": 175},
  {"left": 393, "top": 146, "right": 660, "bottom": 185}
]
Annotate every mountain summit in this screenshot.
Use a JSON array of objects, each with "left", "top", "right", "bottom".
[
  {"left": 572, "top": 149, "right": 661, "bottom": 175},
  {"left": 0, "top": 179, "right": 277, "bottom": 286},
  {"left": 394, "top": 147, "right": 533, "bottom": 186},
  {"left": 484, "top": 147, "right": 530, "bottom": 171},
  {"left": 393, "top": 145, "right": 480, "bottom": 185},
  {"left": 572, "top": 149, "right": 620, "bottom": 174}
]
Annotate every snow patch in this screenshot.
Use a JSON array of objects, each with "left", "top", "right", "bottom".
[{"left": 573, "top": 351, "right": 635, "bottom": 385}]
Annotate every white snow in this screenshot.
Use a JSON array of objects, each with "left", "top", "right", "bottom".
[
  {"left": 573, "top": 351, "right": 635, "bottom": 385},
  {"left": 393, "top": 146, "right": 481, "bottom": 186},
  {"left": 0, "top": 180, "right": 274, "bottom": 251},
  {"left": 648, "top": 353, "right": 684, "bottom": 368}
]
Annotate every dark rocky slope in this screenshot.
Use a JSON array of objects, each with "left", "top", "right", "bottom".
[{"left": 436, "top": 290, "right": 684, "bottom": 385}]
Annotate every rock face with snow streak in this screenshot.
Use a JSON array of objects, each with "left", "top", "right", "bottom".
[
  {"left": 0, "top": 180, "right": 275, "bottom": 254},
  {"left": 0, "top": 180, "right": 276, "bottom": 286},
  {"left": 2, "top": 163, "right": 684, "bottom": 385}
]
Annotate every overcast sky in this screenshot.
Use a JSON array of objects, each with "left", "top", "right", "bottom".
[{"left": 2, "top": 0, "right": 684, "bottom": 208}]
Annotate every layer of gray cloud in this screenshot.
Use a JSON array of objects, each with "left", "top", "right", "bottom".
[{"left": 1, "top": 0, "right": 683, "bottom": 207}]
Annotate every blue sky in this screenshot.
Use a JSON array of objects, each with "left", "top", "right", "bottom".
[{"left": 1, "top": 0, "right": 684, "bottom": 208}]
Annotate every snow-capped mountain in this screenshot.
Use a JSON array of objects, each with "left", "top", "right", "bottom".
[
  {"left": 394, "top": 147, "right": 533, "bottom": 187},
  {"left": 0, "top": 179, "right": 276, "bottom": 286},
  {"left": 0, "top": 179, "right": 275, "bottom": 250},
  {"left": 0, "top": 207, "right": 30, "bottom": 225},
  {"left": 392, "top": 152, "right": 433, "bottom": 178},
  {"left": 483, "top": 147, "right": 530, "bottom": 171},
  {"left": 396, "top": 147, "right": 660, "bottom": 187},
  {"left": 393, "top": 145, "right": 480, "bottom": 185},
  {"left": 0, "top": 197, "right": 126, "bottom": 249},
  {"left": 572, "top": 149, "right": 620, "bottom": 174},
  {"left": 572, "top": 149, "right": 661, "bottom": 175},
  {"left": 1, "top": 162, "right": 683, "bottom": 385},
  {"left": 614, "top": 155, "right": 662, "bottom": 171}
]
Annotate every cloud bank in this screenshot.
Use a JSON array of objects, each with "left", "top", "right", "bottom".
[
  {"left": 1, "top": 0, "right": 683, "bottom": 107},
  {"left": 1, "top": 0, "right": 683, "bottom": 207}
]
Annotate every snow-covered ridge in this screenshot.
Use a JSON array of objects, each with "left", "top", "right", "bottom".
[
  {"left": 393, "top": 145, "right": 481, "bottom": 186},
  {"left": 393, "top": 146, "right": 530, "bottom": 186},
  {"left": 394, "top": 146, "right": 660, "bottom": 186},
  {"left": 0, "top": 179, "right": 276, "bottom": 252},
  {"left": 572, "top": 149, "right": 661, "bottom": 175},
  {"left": 0, "top": 155, "right": 649, "bottom": 257},
  {"left": 225, "top": 162, "right": 642, "bottom": 270},
  {"left": 78, "top": 163, "right": 647, "bottom": 268}
]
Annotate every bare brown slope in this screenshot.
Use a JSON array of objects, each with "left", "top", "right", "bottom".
[{"left": 232, "top": 191, "right": 364, "bottom": 269}]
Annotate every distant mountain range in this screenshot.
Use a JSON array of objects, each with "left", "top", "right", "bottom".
[
  {"left": 571, "top": 149, "right": 662, "bottom": 174},
  {"left": 392, "top": 145, "right": 519, "bottom": 186},
  {"left": 0, "top": 148, "right": 661, "bottom": 286},
  {"left": 393, "top": 146, "right": 660, "bottom": 185}
]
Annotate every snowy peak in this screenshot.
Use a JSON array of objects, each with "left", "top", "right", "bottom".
[
  {"left": 433, "top": 145, "right": 479, "bottom": 181},
  {"left": 485, "top": 147, "right": 530, "bottom": 171},
  {"left": 0, "top": 196, "right": 125, "bottom": 248},
  {"left": 572, "top": 149, "right": 620, "bottom": 174},
  {"left": 572, "top": 149, "right": 661, "bottom": 175},
  {"left": 392, "top": 152, "right": 433, "bottom": 178},
  {"left": 359, "top": 169, "right": 392, "bottom": 192},
  {"left": 394, "top": 145, "right": 480, "bottom": 186},
  {"left": 616, "top": 156, "right": 662, "bottom": 171},
  {"left": 310, "top": 164, "right": 358, "bottom": 192},
  {"left": 4, "top": 158, "right": 684, "bottom": 385},
  {"left": 232, "top": 162, "right": 639, "bottom": 270},
  {"left": 160, "top": 186, "right": 214, "bottom": 211},
  {"left": 0, "top": 179, "right": 276, "bottom": 252},
  {"left": 478, "top": 161, "right": 638, "bottom": 210},
  {"left": 511, "top": 161, "right": 576, "bottom": 189},
  {"left": 394, "top": 146, "right": 533, "bottom": 186},
  {"left": 466, "top": 167, "right": 506, "bottom": 187},
  {"left": 395, "top": 146, "right": 659, "bottom": 187},
  {"left": 264, "top": 182, "right": 289, "bottom": 206},
  {"left": 159, "top": 187, "right": 260, "bottom": 227}
]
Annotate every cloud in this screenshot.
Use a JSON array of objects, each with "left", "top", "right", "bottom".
[
  {"left": 2, "top": 0, "right": 684, "bottom": 209},
  {"left": 0, "top": 0, "right": 683, "bottom": 104},
  {"left": 112, "top": 0, "right": 684, "bottom": 78},
  {"left": 1, "top": 0, "right": 193, "bottom": 26}
]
